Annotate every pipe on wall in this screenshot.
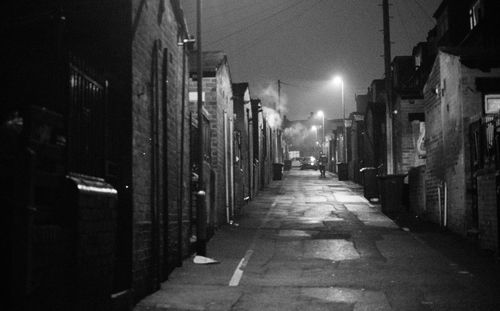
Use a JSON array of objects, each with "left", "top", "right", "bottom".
[
  {"left": 438, "top": 186, "right": 442, "bottom": 226},
  {"left": 229, "top": 116, "right": 235, "bottom": 221},
  {"left": 246, "top": 108, "right": 252, "bottom": 200},
  {"left": 224, "top": 111, "right": 230, "bottom": 223},
  {"left": 444, "top": 182, "right": 448, "bottom": 227}
]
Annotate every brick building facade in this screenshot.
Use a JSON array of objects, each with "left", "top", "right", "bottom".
[
  {"left": 423, "top": 49, "right": 500, "bottom": 237},
  {"left": 3, "top": 1, "right": 192, "bottom": 309},
  {"left": 130, "top": 0, "right": 191, "bottom": 303},
  {"left": 189, "top": 51, "right": 235, "bottom": 226},
  {"left": 232, "top": 83, "right": 253, "bottom": 215}
]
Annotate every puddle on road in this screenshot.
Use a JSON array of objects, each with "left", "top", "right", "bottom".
[
  {"left": 278, "top": 230, "right": 316, "bottom": 237},
  {"left": 299, "top": 218, "right": 326, "bottom": 224},
  {"left": 357, "top": 214, "right": 399, "bottom": 228},
  {"left": 327, "top": 185, "right": 349, "bottom": 190},
  {"left": 344, "top": 204, "right": 374, "bottom": 213},
  {"left": 304, "top": 239, "right": 360, "bottom": 261},
  {"left": 325, "top": 217, "right": 344, "bottom": 222},
  {"left": 305, "top": 197, "right": 328, "bottom": 203},
  {"left": 312, "top": 232, "right": 351, "bottom": 240},
  {"left": 333, "top": 194, "right": 369, "bottom": 203},
  {"left": 344, "top": 206, "right": 399, "bottom": 229},
  {"left": 304, "top": 205, "right": 334, "bottom": 218},
  {"left": 362, "top": 220, "right": 399, "bottom": 228},
  {"left": 301, "top": 287, "right": 391, "bottom": 311}
]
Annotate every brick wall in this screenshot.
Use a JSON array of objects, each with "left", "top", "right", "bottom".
[
  {"left": 477, "top": 171, "right": 498, "bottom": 252},
  {"left": 188, "top": 59, "right": 234, "bottom": 227},
  {"left": 232, "top": 86, "right": 251, "bottom": 216},
  {"left": 216, "top": 65, "right": 234, "bottom": 224},
  {"left": 409, "top": 165, "right": 426, "bottom": 216},
  {"left": 131, "top": 0, "right": 190, "bottom": 302},
  {"left": 66, "top": 175, "right": 117, "bottom": 311},
  {"left": 424, "top": 50, "right": 500, "bottom": 236},
  {"left": 4, "top": 0, "right": 192, "bottom": 308},
  {"left": 393, "top": 97, "right": 425, "bottom": 174},
  {"left": 439, "top": 53, "right": 467, "bottom": 233},
  {"left": 424, "top": 52, "right": 470, "bottom": 232},
  {"left": 424, "top": 54, "right": 445, "bottom": 225},
  {"left": 461, "top": 64, "right": 500, "bottom": 232}
]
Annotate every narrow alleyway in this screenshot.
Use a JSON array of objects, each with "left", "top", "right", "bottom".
[{"left": 135, "top": 169, "right": 500, "bottom": 311}]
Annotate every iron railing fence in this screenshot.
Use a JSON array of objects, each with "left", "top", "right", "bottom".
[{"left": 67, "top": 54, "right": 107, "bottom": 177}]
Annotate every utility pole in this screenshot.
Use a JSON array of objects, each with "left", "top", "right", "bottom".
[
  {"left": 278, "top": 79, "right": 281, "bottom": 112},
  {"left": 278, "top": 80, "right": 282, "bottom": 162},
  {"left": 383, "top": 0, "right": 394, "bottom": 174},
  {"left": 196, "top": 0, "right": 207, "bottom": 256}
]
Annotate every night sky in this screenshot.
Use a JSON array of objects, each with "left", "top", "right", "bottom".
[{"left": 183, "top": 0, "right": 441, "bottom": 121}]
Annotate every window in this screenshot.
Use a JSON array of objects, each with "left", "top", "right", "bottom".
[
  {"left": 485, "top": 94, "right": 500, "bottom": 115},
  {"left": 189, "top": 91, "right": 205, "bottom": 102},
  {"left": 414, "top": 54, "right": 421, "bottom": 70},
  {"left": 469, "top": 0, "right": 483, "bottom": 30}
]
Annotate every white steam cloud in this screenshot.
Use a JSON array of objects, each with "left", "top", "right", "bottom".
[{"left": 259, "top": 83, "right": 288, "bottom": 129}]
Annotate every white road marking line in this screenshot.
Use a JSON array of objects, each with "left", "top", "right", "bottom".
[
  {"left": 228, "top": 193, "right": 280, "bottom": 287},
  {"left": 229, "top": 249, "right": 254, "bottom": 286}
]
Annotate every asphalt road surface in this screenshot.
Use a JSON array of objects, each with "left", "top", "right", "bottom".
[{"left": 135, "top": 169, "right": 500, "bottom": 311}]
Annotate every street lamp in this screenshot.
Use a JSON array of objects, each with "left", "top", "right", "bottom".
[
  {"left": 317, "top": 111, "right": 325, "bottom": 154},
  {"left": 333, "top": 76, "right": 346, "bottom": 163}
]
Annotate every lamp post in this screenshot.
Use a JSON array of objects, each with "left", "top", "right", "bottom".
[
  {"left": 333, "top": 76, "right": 346, "bottom": 163},
  {"left": 317, "top": 111, "right": 325, "bottom": 154}
]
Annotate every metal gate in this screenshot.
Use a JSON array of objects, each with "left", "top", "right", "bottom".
[{"left": 68, "top": 55, "right": 107, "bottom": 177}]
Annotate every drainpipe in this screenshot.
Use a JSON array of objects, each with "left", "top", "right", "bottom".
[
  {"left": 444, "top": 182, "right": 448, "bottom": 228},
  {"left": 229, "top": 116, "right": 235, "bottom": 221},
  {"left": 224, "top": 111, "right": 230, "bottom": 223},
  {"left": 438, "top": 185, "right": 442, "bottom": 226},
  {"left": 246, "top": 108, "right": 252, "bottom": 200},
  {"left": 195, "top": 0, "right": 206, "bottom": 256},
  {"left": 178, "top": 39, "right": 188, "bottom": 265}
]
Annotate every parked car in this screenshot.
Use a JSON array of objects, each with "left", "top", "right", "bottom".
[
  {"left": 291, "top": 157, "right": 302, "bottom": 167},
  {"left": 300, "top": 156, "right": 317, "bottom": 170}
]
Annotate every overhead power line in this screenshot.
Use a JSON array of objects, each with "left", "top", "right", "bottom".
[
  {"left": 413, "top": 0, "right": 435, "bottom": 23},
  {"left": 228, "top": 0, "right": 324, "bottom": 57},
  {"left": 206, "top": 0, "right": 299, "bottom": 35},
  {"left": 186, "top": 0, "right": 270, "bottom": 28},
  {"left": 207, "top": 0, "right": 307, "bottom": 46}
]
